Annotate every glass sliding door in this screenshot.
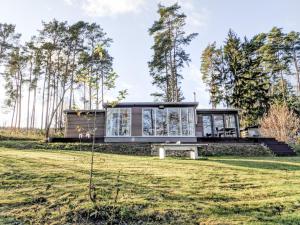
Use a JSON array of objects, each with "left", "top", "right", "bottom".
[{"left": 106, "top": 108, "right": 131, "bottom": 136}]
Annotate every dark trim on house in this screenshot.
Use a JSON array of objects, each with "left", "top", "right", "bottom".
[
  {"left": 104, "top": 102, "right": 199, "bottom": 108},
  {"left": 64, "top": 109, "right": 105, "bottom": 115},
  {"left": 105, "top": 136, "right": 197, "bottom": 143},
  {"left": 196, "top": 109, "right": 238, "bottom": 114}
]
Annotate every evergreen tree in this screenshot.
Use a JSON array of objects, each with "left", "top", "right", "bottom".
[
  {"left": 261, "top": 27, "right": 291, "bottom": 102},
  {"left": 223, "top": 29, "right": 244, "bottom": 108},
  {"left": 285, "top": 31, "right": 300, "bottom": 95},
  {"left": 1, "top": 20, "right": 120, "bottom": 133},
  {"left": 148, "top": 3, "right": 198, "bottom": 102},
  {"left": 0, "top": 23, "right": 20, "bottom": 65},
  {"left": 200, "top": 42, "right": 225, "bottom": 108}
]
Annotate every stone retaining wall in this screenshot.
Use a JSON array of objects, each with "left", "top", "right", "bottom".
[
  {"left": 151, "top": 143, "right": 272, "bottom": 157},
  {"left": 0, "top": 140, "right": 272, "bottom": 157}
]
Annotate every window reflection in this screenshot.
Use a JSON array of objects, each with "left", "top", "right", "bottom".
[
  {"left": 106, "top": 108, "right": 131, "bottom": 136},
  {"left": 224, "top": 115, "right": 237, "bottom": 137},
  {"left": 143, "top": 109, "right": 155, "bottom": 136},
  {"left": 181, "top": 108, "right": 195, "bottom": 136},
  {"left": 213, "top": 115, "right": 224, "bottom": 137},
  {"left": 202, "top": 115, "right": 212, "bottom": 137},
  {"left": 155, "top": 109, "right": 168, "bottom": 136},
  {"left": 142, "top": 107, "right": 195, "bottom": 136},
  {"left": 168, "top": 108, "right": 180, "bottom": 136}
]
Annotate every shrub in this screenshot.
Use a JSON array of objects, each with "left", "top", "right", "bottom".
[{"left": 260, "top": 103, "right": 300, "bottom": 143}]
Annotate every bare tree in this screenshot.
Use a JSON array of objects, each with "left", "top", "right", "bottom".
[{"left": 260, "top": 103, "right": 300, "bottom": 143}]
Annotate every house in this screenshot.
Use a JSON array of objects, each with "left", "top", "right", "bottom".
[{"left": 64, "top": 102, "right": 240, "bottom": 143}]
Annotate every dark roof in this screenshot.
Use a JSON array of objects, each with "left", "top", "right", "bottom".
[
  {"left": 196, "top": 108, "right": 239, "bottom": 114},
  {"left": 64, "top": 109, "right": 105, "bottom": 114},
  {"left": 64, "top": 103, "right": 238, "bottom": 114},
  {"left": 103, "top": 102, "right": 199, "bottom": 108}
]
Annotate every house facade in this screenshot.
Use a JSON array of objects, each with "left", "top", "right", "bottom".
[{"left": 64, "top": 102, "right": 240, "bottom": 142}]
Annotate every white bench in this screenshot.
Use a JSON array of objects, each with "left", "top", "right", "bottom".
[{"left": 153, "top": 144, "right": 209, "bottom": 160}]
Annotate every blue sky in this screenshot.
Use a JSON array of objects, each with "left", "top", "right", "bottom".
[{"left": 0, "top": 0, "right": 300, "bottom": 126}]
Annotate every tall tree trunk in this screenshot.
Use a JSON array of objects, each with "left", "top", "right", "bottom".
[
  {"left": 293, "top": 51, "right": 300, "bottom": 95},
  {"left": 41, "top": 73, "right": 47, "bottom": 130},
  {"left": 83, "top": 81, "right": 86, "bottom": 109},
  {"left": 89, "top": 67, "right": 92, "bottom": 110},
  {"left": 101, "top": 71, "right": 104, "bottom": 109},
  {"left": 69, "top": 47, "right": 77, "bottom": 109},
  {"left": 96, "top": 72, "right": 99, "bottom": 110},
  {"left": 49, "top": 72, "right": 56, "bottom": 132},
  {"left": 26, "top": 60, "right": 33, "bottom": 131},
  {"left": 14, "top": 72, "right": 19, "bottom": 129},
  {"left": 45, "top": 57, "right": 51, "bottom": 130},
  {"left": 173, "top": 36, "right": 178, "bottom": 102},
  {"left": 10, "top": 99, "right": 16, "bottom": 128},
  {"left": 31, "top": 84, "right": 37, "bottom": 129},
  {"left": 14, "top": 95, "right": 18, "bottom": 129},
  {"left": 45, "top": 83, "right": 68, "bottom": 139},
  {"left": 59, "top": 82, "right": 66, "bottom": 130},
  {"left": 164, "top": 52, "right": 170, "bottom": 101},
  {"left": 54, "top": 77, "right": 59, "bottom": 131},
  {"left": 60, "top": 53, "right": 70, "bottom": 130},
  {"left": 18, "top": 70, "right": 22, "bottom": 129}
]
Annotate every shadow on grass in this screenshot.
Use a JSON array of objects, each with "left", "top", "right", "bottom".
[{"left": 213, "top": 159, "right": 300, "bottom": 171}]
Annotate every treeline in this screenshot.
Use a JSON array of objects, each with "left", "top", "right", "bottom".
[
  {"left": 201, "top": 27, "right": 300, "bottom": 127},
  {"left": 0, "top": 20, "right": 118, "bottom": 134}
]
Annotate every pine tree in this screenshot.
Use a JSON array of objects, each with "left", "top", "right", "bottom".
[
  {"left": 0, "top": 23, "right": 20, "bottom": 65},
  {"left": 223, "top": 29, "right": 243, "bottom": 108},
  {"left": 200, "top": 42, "right": 225, "bottom": 108},
  {"left": 261, "top": 27, "right": 291, "bottom": 102},
  {"left": 285, "top": 31, "right": 300, "bottom": 95},
  {"left": 148, "top": 3, "right": 198, "bottom": 102}
]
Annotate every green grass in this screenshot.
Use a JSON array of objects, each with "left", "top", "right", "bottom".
[{"left": 1, "top": 148, "right": 300, "bottom": 224}]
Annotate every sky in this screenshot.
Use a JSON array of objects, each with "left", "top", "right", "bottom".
[{"left": 0, "top": 0, "right": 300, "bottom": 127}]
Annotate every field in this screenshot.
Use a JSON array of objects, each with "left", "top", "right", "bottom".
[{"left": 1, "top": 147, "right": 300, "bottom": 224}]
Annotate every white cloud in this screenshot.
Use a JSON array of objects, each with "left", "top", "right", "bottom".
[
  {"left": 158, "top": 0, "right": 210, "bottom": 28},
  {"left": 82, "top": 0, "right": 146, "bottom": 17},
  {"left": 70, "top": 0, "right": 210, "bottom": 28},
  {"left": 187, "top": 8, "right": 210, "bottom": 28},
  {"left": 64, "top": 0, "right": 74, "bottom": 6}
]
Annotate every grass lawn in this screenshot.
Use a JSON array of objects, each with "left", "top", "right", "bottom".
[{"left": 1, "top": 148, "right": 300, "bottom": 224}]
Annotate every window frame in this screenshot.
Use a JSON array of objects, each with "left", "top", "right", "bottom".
[
  {"left": 200, "top": 113, "right": 239, "bottom": 138},
  {"left": 106, "top": 108, "right": 132, "bottom": 137},
  {"left": 142, "top": 107, "right": 195, "bottom": 137},
  {"left": 202, "top": 114, "right": 213, "bottom": 137},
  {"left": 142, "top": 108, "right": 156, "bottom": 136}
]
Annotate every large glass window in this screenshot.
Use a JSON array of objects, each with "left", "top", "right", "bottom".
[
  {"left": 168, "top": 108, "right": 181, "bottom": 136},
  {"left": 213, "top": 115, "right": 224, "bottom": 137},
  {"left": 143, "top": 109, "right": 155, "bottom": 136},
  {"left": 181, "top": 108, "right": 195, "bottom": 136},
  {"left": 225, "top": 114, "right": 237, "bottom": 137},
  {"left": 202, "top": 115, "right": 212, "bottom": 137},
  {"left": 156, "top": 109, "right": 168, "bottom": 136},
  {"left": 142, "top": 107, "right": 195, "bottom": 136},
  {"left": 106, "top": 108, "right": 131, "bottom": 136}
]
